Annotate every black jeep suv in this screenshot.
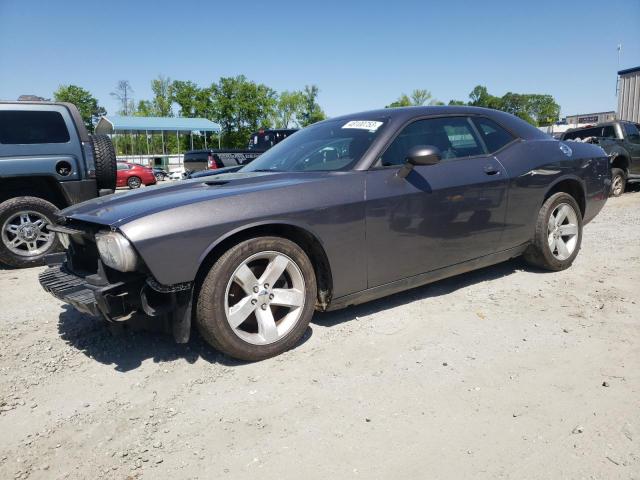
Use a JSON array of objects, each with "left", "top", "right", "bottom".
[
  {"left": 561, "top": 120, "right": 640, "bottom": 196},
  {"left": 0, "top": 102, "right": 117, "bottom": 267}
]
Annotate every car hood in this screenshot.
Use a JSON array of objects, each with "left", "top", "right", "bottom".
[{"left": 62, "top": 171, "right": 332, "bottom": 227}]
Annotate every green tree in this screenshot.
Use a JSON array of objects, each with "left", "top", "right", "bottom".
[
  {"left": 298, "top": 85, "right": 326, "bottom": 127},
  {"left": 448, "top": 99, "right": 467, "bottom": 106},
  {"left": 386, "top": 94, "right": 412, "bottom": 108},
  {"left": 135, "top": 100, "right": 156, "bottom": 117},
  {"left": 210, "top": 75, "right": 277, "bottom": 147},
  {"left": 151, "top": 75, "right": 173, "bottom": 116},
  {"left": 410, "top": 89, "right": 432, "bottom": 106},
  {"left": 462, "top": 85, "right": 560, "bottom": 126},
  {"left": 170, "top": 80, "right": 215, "bottom": 119},
  {"left": 274, "top": 90, "right": 305, "bottom": 128},
  {"left": 387, "top": 89, "right": 442, "bottom": 108},
  {"left": 53, "top": 84, "right": 106, "bottom": 133},
  {"left": 170, "top": 80, "right": 202, "bottom": 117},
  {"left": 468, "top": 85, "right": 503, "bottom": 109}
]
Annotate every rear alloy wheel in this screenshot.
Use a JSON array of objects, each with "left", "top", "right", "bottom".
[
  {"left": 610, "top": 168, "right": 626, "bottom": 197},
  {"left": 196, "top": 237, "right": 317, "bottom": 361},
  {"left": 0, "top": 196, "right": 60, "bottom": 268},
  {"left": 127, "top": 176, "right": 142, "bottom": 189},
  {"left": 523, "top": 192, "right": 583, "bottom": 271}
]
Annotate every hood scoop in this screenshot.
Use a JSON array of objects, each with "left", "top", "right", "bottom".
[{"left": 204, "top": 180, "right": 230, "bottom": 186}]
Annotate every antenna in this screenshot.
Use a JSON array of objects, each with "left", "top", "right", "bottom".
[{"left": 617, "top": 43, "right": 622, "bottom": 68}]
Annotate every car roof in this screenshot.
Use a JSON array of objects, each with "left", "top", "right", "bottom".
[{"left": 320, "top": 105, "right": 549, "bottom": 141}]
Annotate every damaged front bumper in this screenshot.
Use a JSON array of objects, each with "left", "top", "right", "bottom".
[{"left": 39, "top": 254, "right": 193, "bottom": 343}]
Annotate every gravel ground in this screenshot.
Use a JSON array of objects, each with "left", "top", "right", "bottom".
[{"left": 1, "top": 189, "right": 639, "bottom": 480}]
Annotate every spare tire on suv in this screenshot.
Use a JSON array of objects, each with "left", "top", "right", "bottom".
[{"left": 91, "top": 134, "right": 117, "bottom": 190}]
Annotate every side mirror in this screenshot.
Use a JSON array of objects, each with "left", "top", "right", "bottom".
[{"left": 397, "top": 145, "right": 441, "bottom": 178}]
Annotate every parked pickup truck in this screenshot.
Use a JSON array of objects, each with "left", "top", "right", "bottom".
[
  {"left": 184, "top": 128, "right": 297, "bottom": 172},
  {"left": 0, "top": 101, "right": 117, "bottom": 267},
  {"left": 561, "top": 120, "right": 640, "bottom": 196}
]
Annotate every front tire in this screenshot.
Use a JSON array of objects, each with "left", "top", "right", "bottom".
[
  {"left": 196, "top": 237, "right": 317, "bottom": 361},
  {"left": 610, "top": 168, "right": 626, "bottom": 197},
  {"left": 523, "top": 192, "right": 583, "bottom": 271},
  {"left": 0, "top": 196, "right": 61, "bottom": 268}
]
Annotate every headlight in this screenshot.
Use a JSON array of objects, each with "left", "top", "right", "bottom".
[
  {"left": 57, "top": 232, "right": 70, "bottom": 249},
  {"left": 95, "top": 231, "right": 138, "bottom": 272}
]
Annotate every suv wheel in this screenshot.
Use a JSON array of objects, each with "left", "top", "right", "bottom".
[
  {"left": 523, "top": 192, "right": 583, "bottom": 271},
  {"left": 0, "top": 197, "right": 61, "bottom": 268},
  {"left": 610, "top": 168, "right": 626, "bottom": 197},
  {"left": 196, "top": 237, "right": 317, "bottom": 361}
]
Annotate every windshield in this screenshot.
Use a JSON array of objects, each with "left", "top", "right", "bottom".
[{"left": 241, "top": 119, "right": 387, "bottom": 172}]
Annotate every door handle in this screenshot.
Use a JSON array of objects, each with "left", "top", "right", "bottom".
[{"left": 483, "top": 165, "right": 499, "bottom": 176}]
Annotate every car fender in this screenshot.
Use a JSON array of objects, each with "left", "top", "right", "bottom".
[{"left": 196, "top": 218, "right": 330, "bottom": 271}]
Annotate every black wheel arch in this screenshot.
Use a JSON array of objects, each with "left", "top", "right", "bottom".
[
  {"left": 609, "top": 150, "right": 630, "bottom": 172},
  {"left": 194, "top": 222, "right": 334, "bottom": 310},
  {"left": 0, "top": 176, "right": 69, "bottom": 209},
  {"left": 542, "top": 176, "right": 586, "bottom": 218}
]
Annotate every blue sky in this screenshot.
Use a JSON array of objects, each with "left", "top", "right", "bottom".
[{"left": 0, "top": 0, "right": 638, "bottom": 118}]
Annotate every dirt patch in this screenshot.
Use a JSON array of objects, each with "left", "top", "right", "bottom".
[{"left": 1, "top": 191, "right": 639, "bottom": 479}]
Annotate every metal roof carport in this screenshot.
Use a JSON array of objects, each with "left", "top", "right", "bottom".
[{"left": 95, "top": 115, "right": 222, "bottom": 158}]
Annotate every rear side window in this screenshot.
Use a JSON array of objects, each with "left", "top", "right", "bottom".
[
  {"left": 623, "top": 122, "right": 640, "bottom": 144},
  {"left": 0, "top": 110, "right": 70, "bottom": 144},
  {"left": 602, "top": 126, "right": 617, "bottom": 138},
  {"left": 472, "top": 117, "right": 516, "bottom": 152}
]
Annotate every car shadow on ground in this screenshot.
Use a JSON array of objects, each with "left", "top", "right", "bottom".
[
  {"left": 58, "top": 257, "right": 533, "bottom": 371},
  {"left": 57, "top": 305, "right": 314, "bottom": 372},
  {"left": 312, "top": 257, "right": 531, "bottom": 327}
]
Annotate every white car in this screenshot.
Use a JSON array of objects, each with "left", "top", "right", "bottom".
[{"left": 168, "top": 168, "right": 186, "bottom": 180}]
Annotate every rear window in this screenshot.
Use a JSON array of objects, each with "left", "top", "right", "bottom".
[
  {"left": 184, "top": 152, "right": 208, "bottom": 161},
  {"left": 0, "top": 110, "right": 70, "bottom": 144},
  {"left": 563, "top": 127, "right": 602, "bottom": 140}
]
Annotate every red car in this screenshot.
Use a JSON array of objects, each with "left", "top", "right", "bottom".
[{"left": 116, "top": 163, "right": 157, "bottom": 189}]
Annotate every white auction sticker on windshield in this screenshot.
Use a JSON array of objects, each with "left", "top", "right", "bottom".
[{"left": 342, "top": 120, "right": 383, "bottom": 131}]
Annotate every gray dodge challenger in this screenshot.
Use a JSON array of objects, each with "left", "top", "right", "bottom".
[{"left": 40, "top": 106, "right": 610, "bottom": 361}]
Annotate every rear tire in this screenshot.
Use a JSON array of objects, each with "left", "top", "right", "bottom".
[
  {"left": 523, "top": 192, "right": 583, "bottom": 271},
  {"left": 0, "top": 196, "right": 61, "bottom": 268},
  {"left": 90, "top": 134, "right": 117, "bottom": 191},
  {"left": 610, "top": 168, "right": 626, "bottom": 197},
  {"left": 196, "top": 236, "right": 317, "bottom": 361},
  {"left": 127, "top": 176, "right": 141, "bottom": 189}
]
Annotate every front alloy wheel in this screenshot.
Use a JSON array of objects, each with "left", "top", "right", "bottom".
[
  {"left": 196, "top": 237, "right": 317, "bottom": 361},
  {"left": 225, "top": 251, "right": 306, "bottom": 345}
]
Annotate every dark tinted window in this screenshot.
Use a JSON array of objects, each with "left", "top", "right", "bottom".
[
  {"left": 563, "top": 127, "right": 602, "bottom": 140},
  {"left": 0, "top": 110, "right": 70, "bottom": 144},
  {"left": 623, "top": 122, "right": 640, "bottom": 143},
  {"left": 380, "top": 117, "right": 485, "bottom": 167},
  {"left": 473, "top": 117, "right": 516, "bottom": 152},
  {"left": 184, "top": 151, "right": 208, "bottom": 161},
  {"left": 602, "top": 126, "right": 617, "bottom": 138}
]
